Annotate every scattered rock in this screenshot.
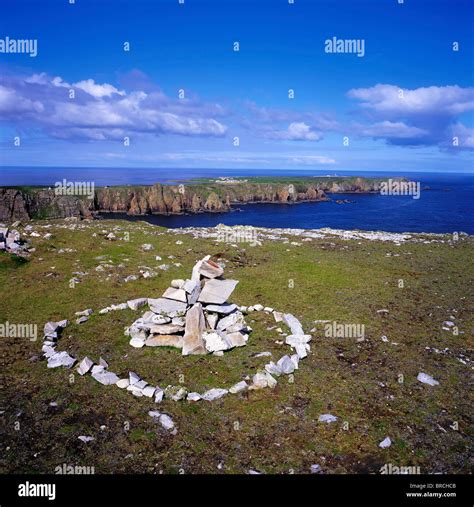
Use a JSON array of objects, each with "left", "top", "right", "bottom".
[
  {"left": 318, "top": 414, "right": 337, "bottom": 423},
  {"left": 417, "top": 372, "right": 440, "bottom": 386}
]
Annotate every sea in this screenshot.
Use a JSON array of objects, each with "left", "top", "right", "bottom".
[{"left": 1, "top": 167, "right": 473, "bottom": 234}]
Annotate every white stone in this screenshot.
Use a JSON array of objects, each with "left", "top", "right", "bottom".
[
  {"left": 154, "top": 388, "right": 164, "bottom": 403},
  {"left": 417, "top": 372, "right": 439, "bottom": 386},
  {"left": 229, "top": 381, "right": 248, "bottom": 394},
  {"left": 206, "top": 303, "right": 237, "bottom": 314},
  {"left": 142, "top": 386, "right": 156, "bottom": 398},
  {"left": 217, "top": 311, "right": 245, "bottom": 332},
  {"left": 202, "top": 388, "right": 228, "bottom": 401},
  {"left": 171, "top": 279, "right": 185, "bottom": 289},
  {"left": 78, "top": 436, "right": 94, "bottom": 443},
  {"left": 198, "top": 258, "right": 224, "bottom": 279},
  {"left": 253, "top": 304, "right": 264, "bottom": 311},
  {"left": 162, "top": 287, "right": 188, "bottom": 303},
  {"left": 116, "top": 379, "right": 130, "bottom": 389},
  {"left": 159, "top": 414, "right": 175, "bottom": 431},
  {"left": 164, "top": 386, "right": 187, "bottom": 401},
  {"left": 76, "top": 357, "right": 94, "bottom": 375},
  {"left": 318, "top": 414, "right": 337, "bottom": 423},
  {"left": 283, "top": 314, "right": 304, "bottom": 335},
  {"left": 127, "top": 298, "right": 147, "bottom": 310},
  {"left": 75, "top": 308, "right": 93, "bottom": 317},
  {"left": 265, "top": 362, "right": 282, "bottom": 376},
  {"left": 206, "top": 313, "right": 218, "bottom": 329},
  {"left": 198, "top": 279, "right": 239, "bottom": 305},
  {"left": 148, "top": 297, "right": 187, "bottom": 316},
  {"left": 129, "top": 372, "right": 140, "bottom": 385},
  {"left": 47, "top": 351, "right": 76, "bottom": 369},
  {"left": 277, "top": 355, "right": 295, "bottom": 374},
  {"left": 379, "top": 437, "right": 392, "bottom": 449},
  {"left": 225, "top": 331, "right": 248, "bottom": 348},
  {"left": 129, "top": 337, "right": 145, "bottom": 348},
  {"left": 92, "top": 370, "right": 120, "bottom": 385},
  {"left": 203, "top": 331, "right": 232, "bottom": 353},
  {"left": 187, "top": 392, "right": 202, "bottom": 401}
]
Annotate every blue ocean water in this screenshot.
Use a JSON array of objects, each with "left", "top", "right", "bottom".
[{"left": 1, "top": 167, "right": 473, "bottom": 234}]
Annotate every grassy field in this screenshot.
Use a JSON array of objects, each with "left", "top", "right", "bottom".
[{"left": 1, "top": 219, "right": 472, "bottom": 474}]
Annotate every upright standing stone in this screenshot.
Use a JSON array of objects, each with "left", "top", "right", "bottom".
[{"left": 182, "top": 303, "right": 207, "bottom": 356}]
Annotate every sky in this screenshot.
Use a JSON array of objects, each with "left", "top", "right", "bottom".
[{"left": 0, "top": 0, "right": 473, "bottom": 173}]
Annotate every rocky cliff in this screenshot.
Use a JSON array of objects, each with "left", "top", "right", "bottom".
[{"left": 0, "top": 177, "right": 388, "bottom": 222}]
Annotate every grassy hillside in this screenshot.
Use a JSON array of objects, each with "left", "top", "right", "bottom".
[{"left": 1, "top": 219, "right": 472, "bottom": 474}]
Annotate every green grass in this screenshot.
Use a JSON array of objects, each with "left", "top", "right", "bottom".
[{"left": 1, "top": 218, "right": 472, "bottom": 474}]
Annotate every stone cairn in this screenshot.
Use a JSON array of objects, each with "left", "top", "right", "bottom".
[
  {"left": 0, "top": 224, "right": 30, "bottom": 256},
  {"left": 126, "top": 255, "right": 250, "bottom": 355},
  {"left": 40, "top": 255, "right": 312, "bottom": 433}
]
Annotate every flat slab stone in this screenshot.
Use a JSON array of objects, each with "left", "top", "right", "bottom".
[
  {"left": 198, "top": 258, "right": 224, "bottom": 279},
  {"left": 47, "top": 351, "right": 76, "bottom": 369},
  {"left": 77, "top": 357, "right": 94, "bottom": 375},
  {"left": 116, "top": 379, "right": 130, "bottom": 389},
  {"left": 162, "top": 287, "right": 188, "bottom": 303},
  {"left": 148, "top": 323, "right": 184, "bottom": 335},
  {"left": 205, "top": 303, "right": 237, "bottom": 314},
  {"left": 148, "top": 298, "right": 187, "bottom": 316},
  {"left": 283, "top": 313, "right": 304, "bottom": 335},
  {"left": 142, "top": 386, "right": 156, "bottom": 398},
  {"left": 225, "top": 331, "right": 248, "bottom": 348},
  {"left": 182, "top": 303, "right": 207, "bottom": 356},
  {"left": 417, "top": 372, "right": 439, "bottom": 386},
  {"left": 318, "top": 414, "right": 337, "bottom": 423},
  {"left": 229, "top": 380, "right": 248, "bottom": 394},
  {"left": 198, "top": 279, "right": 239, "bottom": 305},
  {"left": 127, "top": 298, "right": 148, "bottom": 310},
  {"left": 202, "top": 388, "right": 228, "bottom": 401},
  {"left": 145, "top": 335, "right": 184, "bottom": 348},
  {"left": 92, "top": 371, "right": 120, "bottom": 385},
  {"left": 187, "top": 392, "right": 202, "bottom": 402}
]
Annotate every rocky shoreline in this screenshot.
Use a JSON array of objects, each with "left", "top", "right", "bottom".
[{"left": 0, "top": 176, "right": 393, "bottom": 222}]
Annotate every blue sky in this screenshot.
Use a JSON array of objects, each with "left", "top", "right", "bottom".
[{"left": 0, "top": 0, "right": 473, "bottom": 172}]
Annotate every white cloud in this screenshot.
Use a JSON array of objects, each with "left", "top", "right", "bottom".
[{"left": 265, "top": 122, "right": 322, "bottom": 141}]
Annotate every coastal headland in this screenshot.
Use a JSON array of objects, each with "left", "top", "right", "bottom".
[{"left": 0, "top": 176, "right": 401, "bottom": 222}]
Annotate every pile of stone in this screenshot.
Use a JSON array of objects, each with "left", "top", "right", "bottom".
[
  {"left": 0, "top": 225, "right": 30, "bottom": 255},
  {"left": 126, "top": 255, "right": 250, "bottom": 355}
]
